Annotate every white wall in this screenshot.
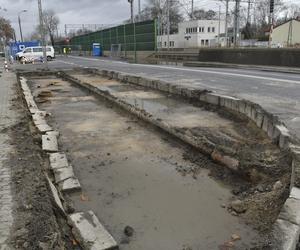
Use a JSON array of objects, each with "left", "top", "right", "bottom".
[
  {"left": 272, "top": 20, "right": 300, "bottom": 47},
  {"left": 157, "top": 19, "right": 226, "bottom": 49}
]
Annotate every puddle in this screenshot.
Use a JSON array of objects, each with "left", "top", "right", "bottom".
[
  {"left": 70, "top": 74, "right": 240, "bottom": 131},
  {"left": 29, "top": 76, "right": 265, "bottom": 249}
]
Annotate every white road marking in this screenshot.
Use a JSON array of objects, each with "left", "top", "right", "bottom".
[{"left": 62, "top": 56, "right": 300, "bottom": 85}]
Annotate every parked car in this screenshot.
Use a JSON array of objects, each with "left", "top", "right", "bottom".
[{"left": 15, "top": 46, "right": 55, "bottom": 61}]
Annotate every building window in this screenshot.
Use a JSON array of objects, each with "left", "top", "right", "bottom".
[
  {"left": 205, "top": 40, "right": 209, "bottom": 45},
  {"left": 212, "top": 27, "right": 215, "bottom": 33},
  {"left": 201, "top": 40, "right": 204, "bottom": 45},
  {"left": 208, "top": 27, "right": 211, "bottom": 33},
  {"left": 164, "top": 41, "right": 167, "bottom": 47},
  {"left": 199, "top": 27, "right": 204, "bottom": 33},
  {"left": 169, "top": 41, "right": 175, "bottom": 47}
]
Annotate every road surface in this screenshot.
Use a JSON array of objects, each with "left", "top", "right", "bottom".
[{"left": 15, "top": 56, "right": 300, "bottom": 138}]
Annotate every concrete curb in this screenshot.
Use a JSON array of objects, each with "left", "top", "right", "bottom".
[
  {"left": 183, "top": 61, "right": 300, "bottom": 75},
  {"left": 18, "top": 75, "right": 117, "bottom": 250},
  {"left": 68, "top": 211, "right": 118, "bottom": 250},
  {"left": 61, "top": 68, "right": 300, "bottom": 249}
]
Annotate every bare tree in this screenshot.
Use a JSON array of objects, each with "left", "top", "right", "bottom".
[
  {"left": 139, "top": 0, "right": 184, "bottom": 34},
  {"left": 38, "top": 9, "right": 59, "bottom": 46},
  {"left": 0, "top": 17, "right": 14, "bottom": 44}
]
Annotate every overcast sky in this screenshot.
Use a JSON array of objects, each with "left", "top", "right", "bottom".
[
  {"left": 0, "top": 0, "right": 141, "bottom": 40},
  {"left": 0, "top": 0, "right": 298, "bottom": 41}
]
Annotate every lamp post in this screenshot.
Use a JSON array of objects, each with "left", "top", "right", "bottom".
[
  {"left": 128, "top": 0, "right": 134, "bottom": 23},
  {"left": 37, "top": 0, "right": 47, "bottom": 67},
  {"left": 18, "top": 10, "right": 27, "bottom": 42}
]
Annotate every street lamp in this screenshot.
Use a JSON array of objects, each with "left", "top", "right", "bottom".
[
  {"left": 18, "top": 10, "right": 27, "bottom": 42},
  {"left": 128, "top": 0, "right": 134, "bottom": 23}
]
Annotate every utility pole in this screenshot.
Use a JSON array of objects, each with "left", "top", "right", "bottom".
[
  {"left": 246, "top": 0, "right": 251, "bottom": 24},
  {"left": 38, "top": 0, "right": 48, "bottom": 67},
  {"left": 233, "top": 0, "right": 240, "bottom": 47},
  {"left": 191, "top": 0, "right": 194, "bottom": 19},
  {"left": 269, "top": 0, "right": 274, "bottom": 47},
  {"left": 128, "top": 0, "right": 134, "bottom": 23},
  {"left": 167, "top": 0, "right": 170, "bottom": 51},
  {"left": 225, "top": 0, "right": 229, "bottom": 47},
  {"left": 138, "top": 0, "right": 141, "bottom": 22},
  {"left": 18, "top": 10, "right": 27, "bottom": 42},
  {"left": 218, "top": 5, "right": 221, "bottom": 47}
]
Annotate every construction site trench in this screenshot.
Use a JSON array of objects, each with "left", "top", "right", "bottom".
[{"left": 22, "top": 69, "right": 293, "bottom": 250}]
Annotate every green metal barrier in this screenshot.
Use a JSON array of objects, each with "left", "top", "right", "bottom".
[{"left": 70, "top": 20, "right": 157, "bottom": 58}]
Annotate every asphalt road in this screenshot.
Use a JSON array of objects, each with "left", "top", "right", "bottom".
[{"left": 14, "top": 55, "right": 300, "bottom": 138}]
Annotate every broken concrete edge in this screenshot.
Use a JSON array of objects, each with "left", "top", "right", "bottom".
[
  {"left": 68, "top": 211, "right": 118, "bottom": 250},
  {"left": 60, "top": 70, "right": 300, "bottom": 250},
  {"left": 17, "top": 72, "right": 89, "bottom": 249},
  {"left": 76, "top": 68, "right": 300, "bottom": 185},
  {"left": 46, "top": 175, "right": 66, "bottom": 215},
  {"left": 272, "top": 187, "right": 300, "bottom": 250}
]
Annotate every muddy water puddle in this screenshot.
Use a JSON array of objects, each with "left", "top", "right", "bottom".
[
  {"left": 69, "top": 74, "right": 247, "bottom": 138},
  {"left": 29, "top": 76, "right": 265, "bottom": 250}
]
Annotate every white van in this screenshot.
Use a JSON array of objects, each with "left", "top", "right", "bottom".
[{"left": 16, "top": 46, "right": 55, "bottom": 61}]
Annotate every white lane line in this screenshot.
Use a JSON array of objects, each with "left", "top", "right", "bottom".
[{"left": 61, "top": 56, "right": 300, "bottom": 85}]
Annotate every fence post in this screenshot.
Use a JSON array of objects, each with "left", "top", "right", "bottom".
[
  {"left": 154, "top": 19, "right": 158, "bottom": 52},
  {"left": 134, "top": 22, "right": 137, "bottom": 63},
  {"left": 124, "top": 24, "right": 127, "bottom": 59}
]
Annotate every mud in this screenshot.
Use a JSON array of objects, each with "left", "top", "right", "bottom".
[
  {"left": 6, "top": 81, "right": 76, "bottom": 249},
  {"left": 25, "top": 75, "right": 278, "bottom": 249}
]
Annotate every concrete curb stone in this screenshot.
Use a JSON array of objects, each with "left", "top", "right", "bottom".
[{"left": 68, "top": 211, "right": 118, "bottom": 250}]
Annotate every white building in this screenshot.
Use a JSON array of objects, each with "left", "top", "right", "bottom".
[
  {"left": 271, "top": 19, "right": 300, "bottom": 47},
  {"left": 157, "top": 19, "right": 226, "bottom": 49}
]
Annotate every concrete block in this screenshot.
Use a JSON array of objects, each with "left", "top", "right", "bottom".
[
  {"left": 128, "top": 75, "right": 140, "bottom": 85},
  {"left": 290, "top": 187, "right": 300, "bottom": 200},
  {"left": 275, "top": 125, "right": 290, "bottom": 149},
  {"left": 42, "top": 134, "right": 58, "bottom": 152},
  {"left": 237, "top": 100, "right": 246, "bottom": 114},
  {"left": 59, "top": 177, "right": 81, "bottom": 193},
  {"left": 267, "top": 122, "right": 275, "bottom": 139},
  {"left": 139, "top": 78, "right": 152, "bottom": 88},
  {"left": 46, "top": 131, "right": 59, "bottom": 137},
  {"left": 53, "top": 165, "right": 75, "bottom": 183},
  {"left": 36, "top": 123, "right": 53, "bottom": 133},
  {"left": 279, "top": 198, "right": 300, "bottom": 225},
  {"left": 32, "top": 113, "right": 46, "bottom": 126},
  {"left": 49, "top": 153, "right": 69, "bottom": 170},
  {"left": 69, "top": 211, "right": 118, "bottom": 250},
  {"left": 255, "top": 112, "right": 264, "bottom": 128},
  {"left": 244, "top": 103, "right": 253, "bottom": 119},
  {"left": 272, "top": 219, "right": 300, "bottom": 250},
  {"left": 200, "top": 93, "right": 220, "bottom": 106},
  {"left": 46, "top": 176, "right": 65, "bottom": 214},
  {"left": 262, "top": 115, "right": 270, "bottom": 133},
  {"left": 157, "top": 81, "right": 170, "bottom": 93}
]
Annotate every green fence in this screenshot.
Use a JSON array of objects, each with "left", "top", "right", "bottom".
[{"left": 70, "top": 20, "right": 157, "bottom": 53}]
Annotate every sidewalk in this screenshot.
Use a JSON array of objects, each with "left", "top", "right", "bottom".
[{"left": 0, "top": 61, "right": 18, "bottom": 249}]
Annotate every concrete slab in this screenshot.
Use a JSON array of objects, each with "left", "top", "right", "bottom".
[
  {"left": 46, "top": 131, "right": 60, "bottom": 137},
  {"left": 69, "top": 211, "right": 118, "bottom": 250},
  {"left": 36, "top": 123, "right": 53, "bottom": 133},
  {"left": 42, "top": 134, "right": 58, "bottom": 152},
  {"left": 279, "top": 198, "right": 300, "bottom": 225},
  {"left": 59, "top": 177, "right": 81, "bottom": 193},
  {"left": 49, "top": 153, "right": 69, "bottom": 170},
  {"left": 273, "top": 219, "right": 300, "bottom": 250},
  {"left": 290, "top": 187, "right": 300, "bottom": 200},
  {"left": 46, "top": 176, "right": 65, "bottom": 214},
  {"left": 53, "top": 165, "right": 75, "bottom": 183}
]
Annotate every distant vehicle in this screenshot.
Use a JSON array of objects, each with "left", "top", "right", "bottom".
[{"left": 15, "top": 46, "right": 55, "bottom": 61}]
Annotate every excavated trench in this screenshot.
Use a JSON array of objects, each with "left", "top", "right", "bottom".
[{"left": 24, "top": 72, "right": 291, "bottom": 249}]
